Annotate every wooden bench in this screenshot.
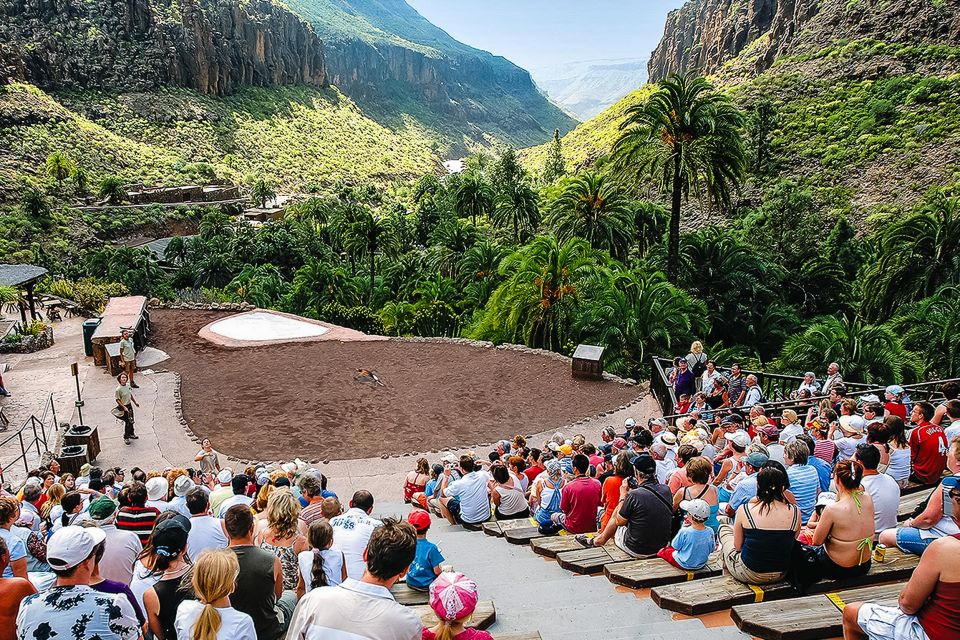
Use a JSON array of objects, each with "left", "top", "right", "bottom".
[
  {"left": 605, "top": 553, "right": 723, "bottom": 589},
  {"left": 530, "top": 535, "right": 592, "bottom": 558},
  {"left": 555, "top": 543, "right": 636, "bottom": 574},
  {"left": 391, "top": 582, "right": 430, "bottom": 606},
  {"left": 731, "top": 583, "right": 902, "bottom": 640},
  {"left": 651, "top": 548, "right": 918, "bottom": 615},
  {"left": 898, "top": 488, "right": 932, "bottom": 521},
  {"left": 504, "top": 525, "right": 552, "bottom": 545},
  {"left": 482, "top": 518, "right": 535, "bottom": 538},
  {"left": 411, "top": 600, "right": 496, "bottom": 629}
]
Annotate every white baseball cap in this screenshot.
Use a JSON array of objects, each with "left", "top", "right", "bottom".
[
  {"left": 679, "top": 498, "right": 711, "bottom": 522},
  {"left": 217, "top": 469, "right": 233, "bottom": 484},
  {"left": 47, "top": 526, "right": 106, "bottom": 570},
  {"left": 146, "top": 477, "right": 168, "bottom": 501},
  {"left": 725, "top": 432, "right": 751, "bottom": 448},
  {"left": 624, "top": 418, "right": 636, "bottom": 428}
]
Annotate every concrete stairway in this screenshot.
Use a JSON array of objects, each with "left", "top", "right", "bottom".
[{"left": 375, "top": 502, "right": 749, "bottom": 640}]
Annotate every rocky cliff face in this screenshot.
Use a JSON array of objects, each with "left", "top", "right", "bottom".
[
  {"left": 649, "top": 0, "right": 960, "bottom": 81},
  {"left": 0, "top": 0, "right": 327, "bottom": 94}
]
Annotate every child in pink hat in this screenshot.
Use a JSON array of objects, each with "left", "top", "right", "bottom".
[{"left": 422, "top": 571, "right": 492, "bottom": 640}]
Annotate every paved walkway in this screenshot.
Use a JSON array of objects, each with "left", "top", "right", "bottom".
[{"left": 375, "top": 501, "right": 747, "bottom": 640}]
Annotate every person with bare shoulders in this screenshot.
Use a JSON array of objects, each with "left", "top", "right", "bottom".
[
  {"left": 788, "top": 459, "right": 875, "bottom": 594},
  {"left": 843, "top": 484, "right": 960, "bottom": 640},
  {"left": 719, "top": 466, "right": 800, "bottom": 585},
  {"left": 0, "top": 537, "right": 36, "bottom": 640}
]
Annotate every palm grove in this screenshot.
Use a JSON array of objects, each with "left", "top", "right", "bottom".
[{"left": 14, "top": 74, "right": 960, "bottom": 382}]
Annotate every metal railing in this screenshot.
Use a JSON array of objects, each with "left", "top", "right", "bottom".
[{"left": 0, "top": 393, "right": 58, "bottom": 485}]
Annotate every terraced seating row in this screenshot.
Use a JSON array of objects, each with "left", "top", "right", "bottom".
[
  {"left": 435, "top": 484, "right": 926, "bottom": 636},
  {"left": 732, "top": 583, "right": 900, "bottom": 640}
]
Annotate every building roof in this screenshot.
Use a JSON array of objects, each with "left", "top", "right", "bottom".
[{"left": 0, "top": 264, "right": 48, "bottom": 287}]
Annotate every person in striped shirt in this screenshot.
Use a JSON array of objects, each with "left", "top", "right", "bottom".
[
  {"left": 785, "top": 440, "right": 821, "bottom": 524},
  {"left": 115, "top": 481, "right": 160, "bottom": 545}
]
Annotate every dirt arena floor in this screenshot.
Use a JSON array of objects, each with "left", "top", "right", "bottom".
[{"left": 150, "top": 309, "right": 639, "bottom": 461}]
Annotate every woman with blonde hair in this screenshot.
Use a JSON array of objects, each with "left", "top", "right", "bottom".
[
  {"left": 685, "top": 341, "right": 708, "bottom": 380},
  {"left": 40, "top": 483, "right": 65, "bottom": 522},
  {"left": 255, "top": 488, "right": 307, "bottom": 590},
  {"left": 174, "top": 548, "right": 255, "bottom": 640}
]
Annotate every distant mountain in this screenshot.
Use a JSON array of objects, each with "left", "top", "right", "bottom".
[
  {"left": 524, "top": 0, "right": 960, "bottom": 224},
  {"left": 530, "top": 58, "right": 648, "bottom": 120},
  {"left": 283, "top": 0, "right": 577, "bottom": 151}
]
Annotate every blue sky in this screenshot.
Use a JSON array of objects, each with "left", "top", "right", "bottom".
[{"left": 406, "top": 0, "right": 687, "bottom": 69}]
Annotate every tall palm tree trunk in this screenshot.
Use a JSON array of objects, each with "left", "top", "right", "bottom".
[
  {"left": 667, "top": 151, "right": 683, "bottom": 282},
  {"left": 368, "top": 250, "right": 376, "bottom": 304}
]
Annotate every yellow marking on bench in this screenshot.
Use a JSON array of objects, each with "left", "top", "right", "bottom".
[
  {"left": 686, "top": 571, "right": 695, "bottom": 581},
  {"left": 748, "top": 584, "right": 764, "bottom": 603},
  {"left": 825, "top": 592, "right": 846, "bottom": 612}
]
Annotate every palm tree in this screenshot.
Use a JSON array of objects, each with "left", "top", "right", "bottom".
[
  {"left": 98, "top": 176, "right": 126, "bottom": 205},
  {"left": 893, "top": 285, "right": 960, "bottom": 379},
  {"left": 862, "top": 195, "right": 960, "bottom": 321},
  {"left": 631, "top": 201, "right": 667, "bottom": 259},
  {"left": 777, "top": 315, "right": 920, "bottom": 384},
  {"left": 342, "top": 210, "right": 394, "bottom": 303},
  {"left": 250, "top": 177, "right": 276, "bottom": 209},
  {"left": 477, "top": 236, "right": 603, "bottom": 350},
  {"left": 198, "top": 211, "right": 234, "bottom": 241},
  {"left": 548, "top": 172, "right": 634, "bottom": 261},
  {"left": 163, "top": 236, "right": 191, "bottom": 265},
  {"left": 45, "top": 152, "right": 75, "bottom": 191},
  {"left": 573, "top": 268, "right": 707, "bottom": 376},
  {"left": 287, "top": 261, "right": 358, "bottom": 315},
  {"left": 494, "top": 181, "right": 540, "bottom": 244},
  {"left": 21, "top": 185, "right": 51, "bottom": 226},
  {"left": 227, "top": 264, "right": 286, "bottom": 307},
  {"left": 613, "top": 74, "right": 747, "bottom": 280},
  {"left": 454, "top": 171, "right": 494, "bottom": 226},
  {"left": 72, "top": 167, "right": 89, "bottom": 195}
]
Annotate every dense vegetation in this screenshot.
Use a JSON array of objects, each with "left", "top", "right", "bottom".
[{"left": 19, "top": 72, "right": 955, "bottom": 386}]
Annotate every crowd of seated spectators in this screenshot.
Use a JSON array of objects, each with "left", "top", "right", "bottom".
[
  {"left": 0, "top": 456, "right": 494, "bottom": 640},
  {"left": 2, "top": 358, "right": 959, "bottom": 640}
]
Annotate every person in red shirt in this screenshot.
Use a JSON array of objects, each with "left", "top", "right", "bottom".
[
  {"left": 523, "top": 448, "right": 545, "bottom": 486},
  {"left": 884, "top": 385, "right": 908, "bottom": 421},
  {"left": 843, "top": 485, "right": 960, "bottom": 640},
  {"left": 556, "top": 454, "right": 602, "bottom": 534},
  {"left": 909, "top": 401, "right": 948, "bottom": 485}
]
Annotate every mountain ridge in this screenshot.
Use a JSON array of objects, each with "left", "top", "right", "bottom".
[
  {"left": 524, "top": 0, "right": 960, "bottom": 223},
  {"left": 531, "top": 58, "right": 648, "bottom": 120}
]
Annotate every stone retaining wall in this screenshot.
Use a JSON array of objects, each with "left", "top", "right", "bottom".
[{"left": 0, "top": 325, "right": 54, "bottom": 353}]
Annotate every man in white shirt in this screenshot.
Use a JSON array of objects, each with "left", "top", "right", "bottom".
[
  {"left": 286, "top": 518, "right": 420, "bottom": 640},
  {"left": 944, "top": 399, "right": 960, "bottom": 443},
  {"left": 757, "top": 425, "right": 785, "bottom": 465},
  {"left": 856, "top": 444, "right": 900, "bottom": 535},
  {"left": 650, "top": 442, "right": 676, "bottom": 485},
  {"left": 439, "top": 455, "right": 491, "bottom": 526},
  {"left": 88, "top": 496, "right": 141, "bottom": 585},
  {"left": 742, "top": 375, "right": 763, "bottom": 408},
  {"left": 217, "top": 475, "right": 254, "bottom": 517},
  {"left": 185, "top": 489, "right": 228, "bottom": 561},
  {"left": 330, "top": 490, "right": 383, "bottom": 580}
]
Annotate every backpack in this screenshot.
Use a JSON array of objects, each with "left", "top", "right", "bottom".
[{"left": 691, "top": 354, "right": 707, "bottom": 377}]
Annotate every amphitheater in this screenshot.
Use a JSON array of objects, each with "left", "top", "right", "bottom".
[{"left": 2, "top": 306, "right": 895, "bottom": 640}]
